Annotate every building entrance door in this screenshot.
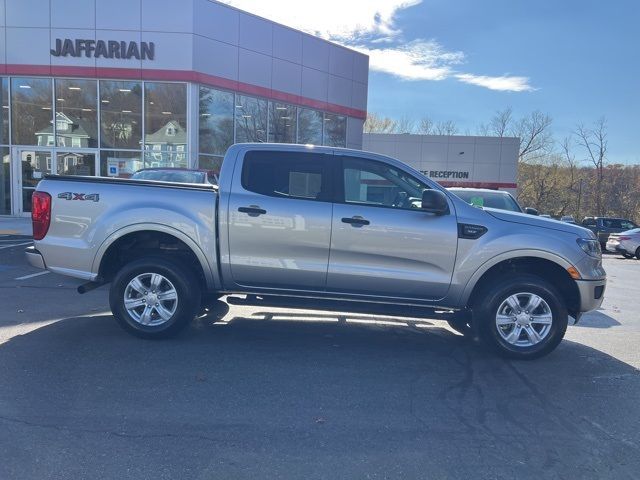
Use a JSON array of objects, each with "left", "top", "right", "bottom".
[{"left": 14, "top": 148, "right": 53, "bottom": 216}]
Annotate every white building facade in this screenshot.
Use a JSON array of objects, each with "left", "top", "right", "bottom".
[
  {"left": 0, "top": 0, "right": 368, "bottom": 215},
  {"left": 363, "top": 133, "right": 519, "bottom": 193}
]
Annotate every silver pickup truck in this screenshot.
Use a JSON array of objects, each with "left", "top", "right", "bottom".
[{"left": 26, "top": 143, "right": 606, "bottom": 359}]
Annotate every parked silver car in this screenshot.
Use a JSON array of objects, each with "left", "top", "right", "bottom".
[{"left": 606, "top": 228, "right": 640, "bottom": 259}]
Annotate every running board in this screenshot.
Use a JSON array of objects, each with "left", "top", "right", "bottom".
[{"left": 225, "top": 294, "right": 463, "bottom": 321}]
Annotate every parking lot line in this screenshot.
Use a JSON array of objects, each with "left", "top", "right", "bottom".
[{"left": 15, "top": 271, "right": 50, "bottom": 281}]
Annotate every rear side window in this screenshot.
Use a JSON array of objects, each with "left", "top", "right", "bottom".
[{"left": 241, "top": 151, "right": 332, "bottom": 201}]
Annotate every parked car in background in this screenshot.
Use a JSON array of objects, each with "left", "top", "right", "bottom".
[
  {"left": 540, "top": 214, "right": 552, "bottom": 219},
  {"left": 582, "top": 217, "right": 638, "bottom": 249},
  {"left": 605, "top": 228, "right": 640, "bottom": 259},
  {"left": 131, "top": 168, "right": 217, "bottom": 185},
  {"left": 447, "top": 187, "right": 523, "bottom": 213},
  {"left": 561, "top": 215, "right": 577, "bottom": 224}
]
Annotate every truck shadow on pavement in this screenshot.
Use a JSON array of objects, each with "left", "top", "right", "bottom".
[{"left": 0, "top": 306, "right": 639, "bottom": 479}]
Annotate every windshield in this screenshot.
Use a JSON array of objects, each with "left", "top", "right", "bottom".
[
  {"left": 131, "top": 170, "right": 206, "bottom": 184},
  {"left": 450, "top": 189, "right": 522, "bottom": 212}
]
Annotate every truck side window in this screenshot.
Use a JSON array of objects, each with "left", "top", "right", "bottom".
[
  {"left": 339, "top": 156, "right": 428, "bottom": 210},
  {"left": 241, "top": 151, "right": 332, "bottom": 201}
]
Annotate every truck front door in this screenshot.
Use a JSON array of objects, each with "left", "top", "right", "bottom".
[
  {"left": 227, "top": 150, "right": 334, "bottom": 291},
  {"left": 326, "top": 155, "right": 458, "bottom": 301}
]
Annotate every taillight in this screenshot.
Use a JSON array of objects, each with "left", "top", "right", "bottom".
[
  {"left": 32, "top": 191, "right": 52, "bottom": 240},
  {"left": 618, "top": 236, "right": 631, "bottom": 241}
]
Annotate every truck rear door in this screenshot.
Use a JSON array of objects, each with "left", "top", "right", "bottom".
[{"left": 226, "top": 150, "right": 333, "bottom": 291}]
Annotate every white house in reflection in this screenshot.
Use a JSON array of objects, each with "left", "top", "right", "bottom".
[
  {"left": 143, "top": 120, "right": 187, "bottom": 166},
  {"left": 35, "top": 112, "right": 97, "bottom": 148}
]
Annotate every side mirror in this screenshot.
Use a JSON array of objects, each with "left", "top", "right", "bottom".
[
  {"left": 421, "top": 190, "right": 449, "bottom": 215},
  {"left": 524, "top": 207, "right": 539, "bottom": 215}
]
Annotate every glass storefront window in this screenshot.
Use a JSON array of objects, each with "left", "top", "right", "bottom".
[
  {"left": 144, "top": 82, "right": 187, "bottom": 166},
  {"left": 1, "top": 147, "right": 9, "bottom": 215},
  {"left": 100, "top": 80, "right": 142, "bottom": 149},
  {"left": 56, "top": 152, "right": 96, "bottom": 176},
  {"left": 143, "top": 151, "right": 188, "bottom": 169},
  {"left": 297, "top": 108, "right": 323, "bottom": 145},
  {"left": 235, "top": 95, "right": 267, "bottom": 143},
  {"left": 1, "top": 78, "right": 9, "bottom": 145},
  {"left": 323, "top": 113, "right": 347, "bottom": 147},
  {"left": 268, "top": 102, "right": 296, "bottom": 143},
  {"left": 199, "top": 86, "right": 234, "bottom": 156},
  {"left": 10, "top": 78, "right": 53, "bottom": 146},
  {"left": 198, "top": 154, "right": 223, "bottom": 178},
  {"left": 55, "top": 79, "right": 98, "bottom": 148},
  {"left": 100, "top": 150, "right": 143, "bottom": 178}
]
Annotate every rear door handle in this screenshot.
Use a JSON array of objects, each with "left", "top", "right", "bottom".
[
  {"left": 238, "top": 206, "right": 267, "bottom": 216},
  {"left": 342, "top": 216, "right": 370, "bottom": 226}
]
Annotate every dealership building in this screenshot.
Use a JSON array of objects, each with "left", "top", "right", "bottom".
[
  {"left": 363, "top": 133, "right": 519, "bottom": 193},
  {"left": 0, "top": 0, "right": 369, "bottom": 215}
]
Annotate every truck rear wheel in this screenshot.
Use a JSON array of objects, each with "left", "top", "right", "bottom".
[
  {"left": 109, "top": 257, "right": 201, "bottom": 339},
  {"left": 473, "top": 274, "right": 568, "bottom": 359}
]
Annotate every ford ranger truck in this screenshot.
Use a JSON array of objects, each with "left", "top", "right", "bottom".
[{"left": 25, "top": 144, "right": 606, "bottom": 359}]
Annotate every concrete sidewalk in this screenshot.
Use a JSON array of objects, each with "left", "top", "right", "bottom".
[{"left": 0, "top": 217, "right": 32, "bottom": 236}]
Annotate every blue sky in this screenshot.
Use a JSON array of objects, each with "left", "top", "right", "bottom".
[{"left": 224, "top": 0, "right": 638, "bottom": 163}]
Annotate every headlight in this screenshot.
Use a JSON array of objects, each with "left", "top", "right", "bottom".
[{"left": 577, "top": 238, "right": 601, "bottom": 258}]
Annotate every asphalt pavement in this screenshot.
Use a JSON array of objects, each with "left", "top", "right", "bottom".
[{"left": 0, "top": 241, "right": 638, "bottom": 480}]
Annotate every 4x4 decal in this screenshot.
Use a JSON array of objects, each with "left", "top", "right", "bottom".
[{"left": 58, "top": 192, "right": 100, "bottom": 202}]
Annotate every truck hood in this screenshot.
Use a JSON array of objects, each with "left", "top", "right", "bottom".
[{"left": 484, "top": 208, "right": 593, "bottom": 237}]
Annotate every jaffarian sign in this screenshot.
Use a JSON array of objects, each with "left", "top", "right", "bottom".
[{"left": 51, "top": 39, "right": 155, "bottom": 60}]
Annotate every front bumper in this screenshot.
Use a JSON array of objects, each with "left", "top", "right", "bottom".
[
  {"left": 575, "top": 278, "right": 606, "bottom": 313},
  {"left": 25, "top": 246, "right": 46, "bottom": 270}
]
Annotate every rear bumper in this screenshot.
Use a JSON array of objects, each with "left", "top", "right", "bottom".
[
  {"left": 575, "top": 279, "right": 606, "bottom": 313},
  {"left": 25, "top": 246, "right": 46, "bottom": 270}
]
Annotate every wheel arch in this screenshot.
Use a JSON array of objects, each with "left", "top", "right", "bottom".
[
  {"left": 92, "top": 224, "right": 219, "bottom": 291},
  {"left": 463, "top": 252, "right": 581, "bottom": 318}
]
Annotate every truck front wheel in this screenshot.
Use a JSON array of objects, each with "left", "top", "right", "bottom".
[
  {"left": 109, "top": 257, "right": 201, "bottom": 339},
  {"left": 473, "top": 274, "right": 568, "bottom": 359}
]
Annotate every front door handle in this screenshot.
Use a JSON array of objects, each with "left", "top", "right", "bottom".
[
  {"left": 238, "top": 206, "right": 267, "bottom": 216},
  {"left": 342, "top": 216, "right": 370, "bottom": 226}
]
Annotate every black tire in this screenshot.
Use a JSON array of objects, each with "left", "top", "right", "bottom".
[
  {"left": 473, "top": 274, "right": 568, "bottom": 360},
  {"left": 636, "top": 247, "right": 640, "bottom": 260},
  {"left": 621, "top": 252, "right": 634, "bottom": 259},
  {"left": 109, "top": 257, "right": 201, "bottom": 339}
]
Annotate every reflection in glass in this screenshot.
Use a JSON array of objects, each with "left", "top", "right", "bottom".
[
  {"left": 100, "top": 80, "right": 142, "bottom": 149},
  {"left": 199, "top": 86, "right": 234, "bottom": 156},
  {"left": 297, "top": 108, "right": 323, "bottom": 145},
  {"left": 323, "top": 113, "right": 347, "bottom": 147},
  {"left": 198, "top": 154, "right": 223, "bottom": 177},
  {"left": 99, "top": 150, "right": 143, "bottom": 178},
  {"left": 11, "top": 78, "right": 53, "bottom": 146},
  {"left": 56, "top": 152, "right": 96, "bottom": 176},
  {"left": 235, "top": 95, "right": 267, "bottom": 143},
  {"left": 144, "top": 82, "right": 187, "bottom": 167},
  {"left": 1, "top": 78, "right": 9, "bottom": 145},
  {"left": 143, "top": 151, "right": 188, "bottom": 169},
  {"left": 55, "top": 79, "right": 98, "bottom": 148},
  {"left": 1, "top": 147, "right": 10, "bottom": 214},
  {"left": 268, "top": 102, "right": 296, "bottom": 143},
  {"left": 21, "top": 150, "right": 51, "bottom": 212}
]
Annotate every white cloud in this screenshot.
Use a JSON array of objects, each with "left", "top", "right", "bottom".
[
  {"left": 356, "top": 41, "right": 464, "bottom": 81},
  {"left": 454, "top": 73, "right": 535, "bottom": 92},
  {"left": 218, "top": 0, "right": 534, "bottom": 92},
  {"left": 219, "top": 0, "right": 420, "bottom": 40}
]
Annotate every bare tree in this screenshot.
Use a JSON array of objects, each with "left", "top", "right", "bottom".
[
  {"left": 363, "top": 112, "right": 397, "bottom": 133},
  {"left": 513, "top": 111, "right": 553, "bottom": 161},
  {"left": 434, "top": 120, "right": 459, "bottom": 136},
  {"left": 395, "top": 115, "right": 415, "bottom": 134},
  {"left": 575, "top": 117, "right": 608, "bottom": 216},
  {"left": 417, "top": 117, "right": 434, "bottom": 135}
]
